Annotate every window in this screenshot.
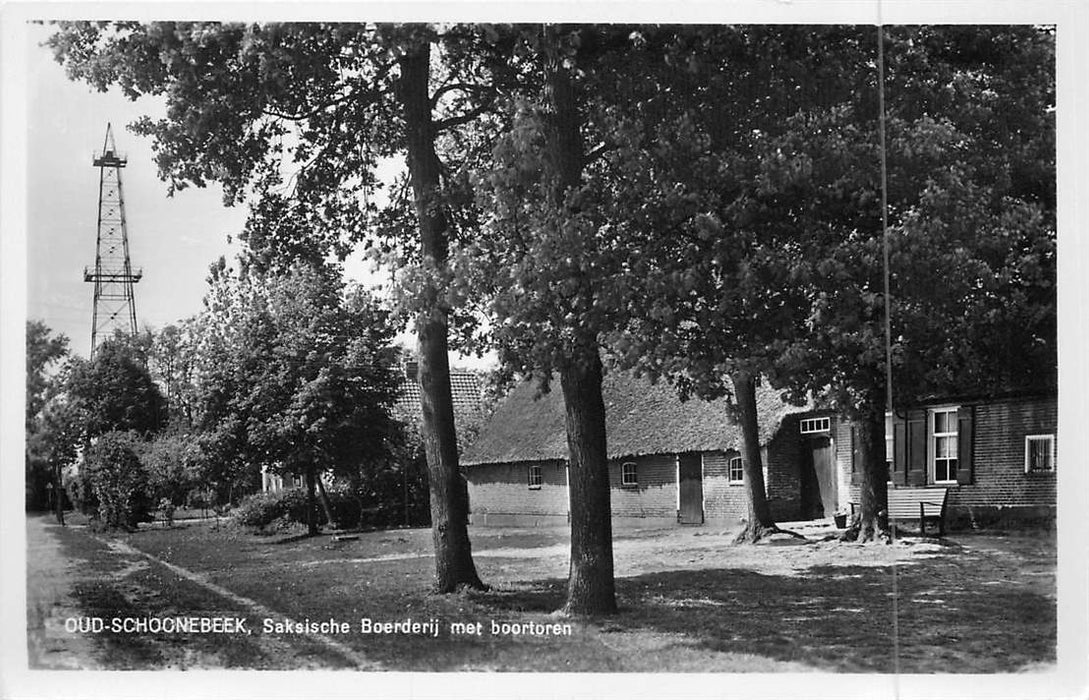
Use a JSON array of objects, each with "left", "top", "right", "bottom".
[
  {"left": 800, "top": 417, "right": 830, "bottom": 434},
  {"left": 885, "top": 412, "right": 894, "bottom": 476},
  {"left": 621, "top": 462, "right": 638, "bottom": 487},
  {"left": 1025, "top": 435, "right": 1056, "bottom": 473},
  {"left": 528, "top": 465, "right": 542, "bottom": 489},
  {"left": 728, "top": 456, "right": 745, "bottom": 484},
  {"left": 929, "top": 407, "right": 959, "bottom": 483}
]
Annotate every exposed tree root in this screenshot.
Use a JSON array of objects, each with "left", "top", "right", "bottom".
[
  {"left": 733, "top": 523, "right": 808, "bottom": 544},
  {"left": 839, "top": 523, "right": 891, "bottom": 544}
]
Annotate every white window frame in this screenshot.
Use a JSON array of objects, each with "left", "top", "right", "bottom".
[
  {"left": 528, "top": 464, "right": 542, "bottom": 490},
  {"left": 929, "top": 406, "right": 959, "bottom": 484},
  {"left": 800, "top": 417, "right": 831, "bottom": 434},
  {"left": 621, "top": 461, "right": 638, "bottom": 487},
  {"left": 727, "top": 455, "right": 745, "bottom": 485},
  {"left": 1024, "top": 434, "right": 1056, "bottom": 473},
  {"left": 885, "top": 411, "right": 894, "bottom": 474}
]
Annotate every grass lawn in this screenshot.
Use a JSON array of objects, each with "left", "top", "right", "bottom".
[{"left": 46, "top": 518, "right": 1056, "bottom": 672}]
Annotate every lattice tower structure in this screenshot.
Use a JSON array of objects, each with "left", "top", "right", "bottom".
[{"left": 84, "top": 124, "right": 142, "bottom": 355}]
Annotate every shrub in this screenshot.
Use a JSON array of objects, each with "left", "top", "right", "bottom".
[
  {"left": 84, "top": 431, "right": 152, "bottom": 530},
  {"left": 232, "top": 482, "right": 389, "bottom": 532},
  {"left": 232, "top": 488, "right": 315, "bottom": 532}
]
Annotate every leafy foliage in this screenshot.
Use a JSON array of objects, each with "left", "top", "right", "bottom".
[
  {"left": 141, "top": 431, "right": 203, "bottom": 508},
  {"left": 64, "top": 334, "right": 168, "bottom": 439},
  {"left": 25, "top": 321, "right": 73, "bottom": 509},
  {"left": 84, "top": 430, "right": 153, "bottom": 530},
  {"left": 187, "top": 259, "right": 403, "bottom": 497},
  {"left": 26, "top": 320, "right": 70, "bottom": 428}
]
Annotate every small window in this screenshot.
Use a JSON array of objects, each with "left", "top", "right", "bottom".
[
  {"left": 528, "top": 465, "right": 542, "bottom": 489},
  {"left": 728, "top": 456, "right": 745, "bottom": 484},
  {"left": 800, "top": 417, "right": 830, "bottom": 434},
  {"left": 621, "top": 462, "right": 638, "bottom": 487},
  {"left": 1025, "top": 435, "right": 1056, "bottom": 473}
]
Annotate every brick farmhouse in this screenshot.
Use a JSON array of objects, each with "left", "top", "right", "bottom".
[{"left": 462, "top": 372, "right": 1057, "bottom": 529}]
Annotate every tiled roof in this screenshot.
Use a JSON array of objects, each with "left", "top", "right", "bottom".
[
  {"left": 461, "top": 371, "right": 809, "bottom": 467},
  {"left": 392, "top": 370, "right": 485, "bottom": 424}
]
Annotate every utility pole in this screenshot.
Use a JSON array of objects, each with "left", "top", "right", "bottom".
[{"left": 84, "top": 123, "right": 142, "bottom": 356}]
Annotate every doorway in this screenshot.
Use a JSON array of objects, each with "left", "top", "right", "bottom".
[
  {"left": 678, "top": 452, "right": 704, "bottom": 524},
  {"left": 799, "top": 436, "right": 835, "bottom": 520}
]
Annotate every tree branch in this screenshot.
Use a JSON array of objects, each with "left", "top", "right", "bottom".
[
  {"left": 430, "top": 82, "right": 493, "bottom": 109},
  {"left": 434, "top": 98, "right": 496, "bottom": 134}
]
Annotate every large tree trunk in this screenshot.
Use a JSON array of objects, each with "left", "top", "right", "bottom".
[
  {"left": 731, "top": 370, "right": 780, "bottom": 543},
  {"left": 844, "top": 386, "right": 889, "bottom": 542},
  {"left": 545, "top": 31, "right": 617, "bottom": 616},
  {"left": 399, "top": 43, "right": 484, "bottom": 593},
  {"left": 559, "top": 349, "right": 617, "bottom": 616}
]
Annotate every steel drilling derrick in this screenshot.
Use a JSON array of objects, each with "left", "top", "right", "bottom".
[{"left": 84, "top": 123, "right": 142, "bottom": 355}]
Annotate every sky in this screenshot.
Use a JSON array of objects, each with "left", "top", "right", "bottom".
[
  {"left": 23, "top": 21, "right": 486, "bottom": 366},
  {"left": 26, "top": 22, "right": 251, "bottom": 357}
]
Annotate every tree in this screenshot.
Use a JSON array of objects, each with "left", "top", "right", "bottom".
[
  {"left": 608, "top": 26, "right": 1054, "bottom": 542},
  {"left": 590, "top": 27, "right": 881, "bottom": 542},
  {"left": 26, "top": 320, "right": 69, "bottom": 428},
  {"left": 46, "top": 21, "right": 501, "bottom": 591},
  {"left": 84, "top": 430, "right": 152, "bottom": 530},
  {"left": 64, "top": 333, "right": 167, "bottom": 439},
  {"left": 25, "top": 321, "right": 70, "bottom": 513},
  {"left": 763, "top": 26, "right": 1055, "bottom": 540},
  {"left": 148, "top": 321, "right": 202, "bottom": 428},
  {"left": 464, "top": 25, "right": 704, "bottom": 612},
  {"left": 188, "top": 259, "right": 403, "bottom": 534}
]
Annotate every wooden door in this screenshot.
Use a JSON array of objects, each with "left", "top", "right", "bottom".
[
  {"left": 812, "top": 437, "right": 835, "bottom": 518},
  {"left": 678, "top": 453, "right": 703, "bottom": 524},
  {"left": 800, "top": 437, "right": 835, "bottom": 519}
]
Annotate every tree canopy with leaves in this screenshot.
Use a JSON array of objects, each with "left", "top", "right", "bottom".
[
  {"left": 185, "top": 259, "right": 403, "bottom": 532},
  {"left": 46, "top": 21, "right": 513, "bottom": 590},
  {"left": 603, "top": 25, "right": 1055, "bottom": 541}
]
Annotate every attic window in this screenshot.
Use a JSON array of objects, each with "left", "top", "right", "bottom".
[
  {"left": 528, "top": 465, "right": 542, "bottom": 489},
  {"left": 728, "top": 456, "right": 744, "bottom": 484},
  {"left": 621, "top": 462, "right": 638, "bottom": 487},
  {"left": 800, "top": 417, "right": 830, "bottom": 434}
]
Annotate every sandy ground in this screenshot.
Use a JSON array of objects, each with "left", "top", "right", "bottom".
[
  {"left": 25, "top": 515, "right": 103, "bottom": 670},
  {"left": 24, "top": 514, "right": 370, "bottom": 670}
]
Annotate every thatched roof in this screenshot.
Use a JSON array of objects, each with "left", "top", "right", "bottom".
[{"left": 462, "top": 371, "right": 808, "bottom": 467}]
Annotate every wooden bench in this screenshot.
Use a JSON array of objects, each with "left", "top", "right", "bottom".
[{"left": 850, "top": 487, "right": 950, "bottom": 537}]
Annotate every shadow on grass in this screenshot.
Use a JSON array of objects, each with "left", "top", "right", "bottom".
[{"left": 470, "top": 558, "right": 1055, "bottom": 673}]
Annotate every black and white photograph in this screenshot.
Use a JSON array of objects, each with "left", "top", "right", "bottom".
[{"left": 2, "top": 3, "right": 1087, "bottom": 699}]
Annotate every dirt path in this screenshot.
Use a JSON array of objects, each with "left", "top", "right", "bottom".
[
  {"left": 96, "top": 536, "right": 381, "bottom": 670},
  {"left": 25, "top": 515, "right": 380, "bottom": 670},
  {"left": 25, "top": 515, "right": 103, "bottom": 669}
]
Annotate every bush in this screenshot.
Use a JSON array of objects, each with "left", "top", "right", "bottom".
[
  {"left": 231, "top": 482, "right": 393, "bottom": 532},
  {"left": 84, "top": 431, "right": 153, "bottom": 530},
  {"left": 232, "top": 488, "right": 315, "bottom": 532}
]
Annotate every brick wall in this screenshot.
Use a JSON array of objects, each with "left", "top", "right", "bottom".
[
  {"left": 949, "top": 396, "right": 1057, "bottom": 511},
  {"left": 765, "top": 415, "right": 804, "bottom": 520},
  {"left": 838, "top": 395, "right": 1057, "bottom": 527},
  {"left": 608, "top": 454, "right": 676, "bottom": 519},
  {"left": 467, "top": 460, "right": 568, "bottom": 517},
  {"left": 703, "top": 450, "right": 748, "bottom": 521}
]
